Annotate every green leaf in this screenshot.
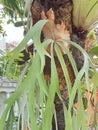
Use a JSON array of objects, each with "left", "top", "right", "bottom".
[
  {"left": 85, "top": 1, "right": 98, "bottom": 29},
  {"left": 24, "top": 0, "right": 32, "bottom": 15},
  {"left": 31, "top": 20, "right": 51, "bottom": 72},
  {"left": 5, "top": 106, "right": 16, "bottom": 130},
  {"left": 88, "top": 45, "right": 98, "bottom": 56},
  {"left": 72, "top": 0, "right": 98, "bottom": 30},
  {"left": 76, "top": 87, "right": 87, "bottom": 130},
  {"left": 28, "top": 89, "right": 38, "bottom": 130},
  {"left": 0, "top": 104, "right": 11, "bottom": 130},
  {"left": 54, "top": 44, "right": 72, "bottom": 94},
  {"left": 90, "top": 70, "right": 98, "bottom": 87},
  {"left": 37, "top": 73, "right": 48, "bottom": 96},
  {"left": 87, "top": 29, "right": 96, "bottom": 39},
  {"left": 6, "top": 20, "right": 50, "bottom": 74},
  {"left": 14, "top": 21, "right": 26, "bottom": 27},
  {"left": 72, "top": 0, "right": 89, "bottom": 28},
  {"left": 57, "top": 40, "right": 78, "bottom": 77},
  {"left": 41, "top": 43, "right": 59, "bottom": 130}
]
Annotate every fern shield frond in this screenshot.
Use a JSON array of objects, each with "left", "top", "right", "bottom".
[{"left": 72, "top": 0, "right": 98, "bottom": 30}]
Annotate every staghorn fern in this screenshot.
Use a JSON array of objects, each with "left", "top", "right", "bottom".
[
  {"left": 0, "top": 20, "right": 97, "bottom": 130},
  {"left": 0, "top": 1, "right": 98, "bottom": 130}
]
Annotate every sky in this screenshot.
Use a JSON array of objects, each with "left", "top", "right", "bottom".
[
  {"left": 0, "top": 4, "right": 24, "bottom": 43},
  {"left": 0, "top": 23, "right": 24, "bottom": 50},
  {"left": 3, "top": 23, "right": 24, "bottom": 43}
]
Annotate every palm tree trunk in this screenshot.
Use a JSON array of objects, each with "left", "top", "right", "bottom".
[{"left": 31, "top": 0, "right": 87, "bottom": 130}]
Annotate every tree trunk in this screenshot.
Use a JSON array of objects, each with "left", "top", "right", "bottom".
[{"left": 31, "top": 0, "right": 88, "bottom": 130}]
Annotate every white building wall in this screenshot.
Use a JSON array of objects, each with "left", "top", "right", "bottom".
[{"left": 0, "top": 37, "right": 6, "bottom": 51}]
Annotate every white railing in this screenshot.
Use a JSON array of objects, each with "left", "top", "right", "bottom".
[{"left": 0, "top": 76, "right": 17, "bottom": 117}]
